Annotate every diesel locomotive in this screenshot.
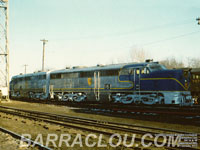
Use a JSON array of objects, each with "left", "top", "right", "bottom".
[{"left": 10, "top": 61, "right": 193, "bottom": 106}]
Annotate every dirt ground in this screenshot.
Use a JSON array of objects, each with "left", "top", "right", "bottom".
[
  {"left": 0, "top": 100, "right": 199, "bottom": 149},
  {"left": 0, "top": 130, "right": 39, "bottom": 150},
  {"left": 1, "top": 100, "right": 200, "bottom": 133},
  {"left": 0, "top": 111, "right": 117, "bottom": 150}
]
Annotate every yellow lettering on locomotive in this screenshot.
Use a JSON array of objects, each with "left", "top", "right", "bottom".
[{"left": 87, "top": 78, "right": 92, "bottom": 86}]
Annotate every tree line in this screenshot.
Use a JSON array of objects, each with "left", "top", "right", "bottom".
[{"left": 127, "top": 48, "right": 200, "bottom": 69}]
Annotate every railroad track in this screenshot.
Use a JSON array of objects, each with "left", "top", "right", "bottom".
[
  {"left": 12, "top": 99, "right": 200, "bottom": 116},
  {"left": 0, "top": 126, "right": 51, "bottom": 150},
  {"left": 0, "top": 105, "right": 199, "bottom": 150}
]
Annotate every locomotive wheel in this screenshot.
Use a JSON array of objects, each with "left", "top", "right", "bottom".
[{"left": 73, "top": 96, "right": 78, "bottom": 102}]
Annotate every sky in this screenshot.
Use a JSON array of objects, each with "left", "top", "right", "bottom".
[{"left": 8, "top": 0, "right": 200, "bottom": 77}]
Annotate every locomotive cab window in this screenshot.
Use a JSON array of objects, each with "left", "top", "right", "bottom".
[
  {"left": 119, "top": 69, "right": 129, "bottom": 75},
  {"left": 136, "top": 69, "right": 140, "bottom": 75},
  {"left": 141, "top": 69, "right": 145, "bottom": 74},
  {"left": 128, "top": 69, "right": 134, "bottom": 75},
  {"left": 146, "top": 69, "right": 150, "bottom": 74},
  {"left": 145, "top": 68, "right": 150, "bottom": 74},
  {"left": 149, "top": 64, "right": 166, "bottom": 71},
  {"left": 137, "top": 68, "right": 149, "bottom": 75},
  {"left": 183, "top": 71, "right": 189, "bottom": 78}
]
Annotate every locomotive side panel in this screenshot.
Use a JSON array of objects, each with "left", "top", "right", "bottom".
[
  {"left": 9, "top": 62, "right": 194, "bottom": 106},
  {"left": 10, "top": 72, "right": 47, "bottom": 99}
]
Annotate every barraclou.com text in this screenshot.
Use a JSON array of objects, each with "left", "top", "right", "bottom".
[{"left": 19, "top": 133, "right": 194, "bottom": 148}]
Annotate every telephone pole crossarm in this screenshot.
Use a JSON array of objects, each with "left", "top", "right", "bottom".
[{"left": 24, "top": 64, "right": 28, "bottom": 74}]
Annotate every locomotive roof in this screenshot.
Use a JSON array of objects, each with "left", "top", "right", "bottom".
[
  {"left": 50, "top": 64, "right": 124, "bottom": 74},
  {"left": 50, "top": 62, "right": 151, "bottom": 74},
  {"left": 11, "top": 62, "right": 161, "bottom": 79},
  {"left": 12, "top": 71, "right": 46, "bottom": 79}
]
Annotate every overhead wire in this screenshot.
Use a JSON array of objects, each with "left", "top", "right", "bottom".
[
  {"left": 50, "top": 18, "right": 199, "bottom": 51},
  {"left": 52, "top": 18, "right": 194, "bottom": 41},
  {"left": 143, "top": 30, "right": 200, "bottom": 46}
]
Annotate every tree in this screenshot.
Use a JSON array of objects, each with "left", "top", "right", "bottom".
[
  {"left": 129, "top": 47, "right": 150, "bottom": 62},
  {"left": 187, "top": 58, "right": 200, "bottom": 68},
  {"left": 160, "top": 57, "right": 185, "bottom": 69}
]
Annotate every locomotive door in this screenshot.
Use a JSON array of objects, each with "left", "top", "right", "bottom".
[
  {"left": 94, "top": 71, "right": 100, "bottom": 101},
  {"left": 134, "top": 68, "right": 141, "bottom": 93}
]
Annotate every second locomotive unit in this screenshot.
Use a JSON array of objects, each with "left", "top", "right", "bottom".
[{"left": 10, "top": 60, "right": 193, "bottom": 106}]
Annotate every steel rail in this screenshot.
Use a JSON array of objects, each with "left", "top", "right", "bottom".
[
  {"left": 0, "top": 106, "right": 199, "bottom": 150},
  {"left": 0, "top": 126, "right": 51, "bottom": 150},
  {"left": 11, "top": 99, "right": 200, "bottom": 116},
  {"left": 0, "top": 105, "right": 198, "bottom": 136}
]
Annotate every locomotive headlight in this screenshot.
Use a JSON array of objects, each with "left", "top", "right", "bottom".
[{"left": 185, "top": 79, "right": 187, "bottom": 83}]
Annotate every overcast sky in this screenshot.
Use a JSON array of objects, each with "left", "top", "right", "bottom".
[{"left": 9, "top": 0, "right": 200, "bottom": 77}]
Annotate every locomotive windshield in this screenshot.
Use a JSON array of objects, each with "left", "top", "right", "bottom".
[{"left": 149, "top": 64, "right": 166, "bottom": 71}]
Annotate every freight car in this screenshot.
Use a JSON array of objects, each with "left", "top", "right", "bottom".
[{"left": 10, "top": 61, "right": 193, "bottom": 106}]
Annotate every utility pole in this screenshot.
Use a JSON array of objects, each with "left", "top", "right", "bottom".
[
  {"left": 24, "top": 64, "right": 28, "bottom": 74},
  {"left": 40, "top": 39, "right": 48, "bottom": 72},
  {"left": 197, "top": 17, "right": 200, "bottom": 25},
  {"left": 0, "top": 0, "right": 9, "bottom": 100}
]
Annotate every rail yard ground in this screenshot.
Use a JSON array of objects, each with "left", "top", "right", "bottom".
[
  {"left": 0, "top": 127, "right": 39, "bottom": 150},
  {"left": 0, "top": 131, "right": 37, "bottom": 150},
  {"left": 0, "top": 100, "right": 199, "bottom": 150}
]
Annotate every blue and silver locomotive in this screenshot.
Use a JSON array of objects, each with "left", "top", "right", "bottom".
[{"left": 10, "top": 60, "right": 193, "bottom": 106}]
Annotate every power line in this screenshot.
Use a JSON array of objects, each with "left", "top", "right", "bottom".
[
  {"left": 52, "top": 18, "right": 194, "bottom": 41},
  {"left": 143, "top": 30, "right": 200, "bottom": 46},
  {"left": 100, "top": 30, "right": 200, "bottom": 52}
]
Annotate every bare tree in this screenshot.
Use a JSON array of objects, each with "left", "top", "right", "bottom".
[
  {"left": 160, "top": 57, "right": 185, "bottom": 69},
  {"left": 187, "top": 57, "right": 200, "bottom": 68},
  {"left": 129, "top": 47, "right": 150, "bottom": 62},
  {"left": 113, "top": 46, "right": 199, "bottom": 70}
]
